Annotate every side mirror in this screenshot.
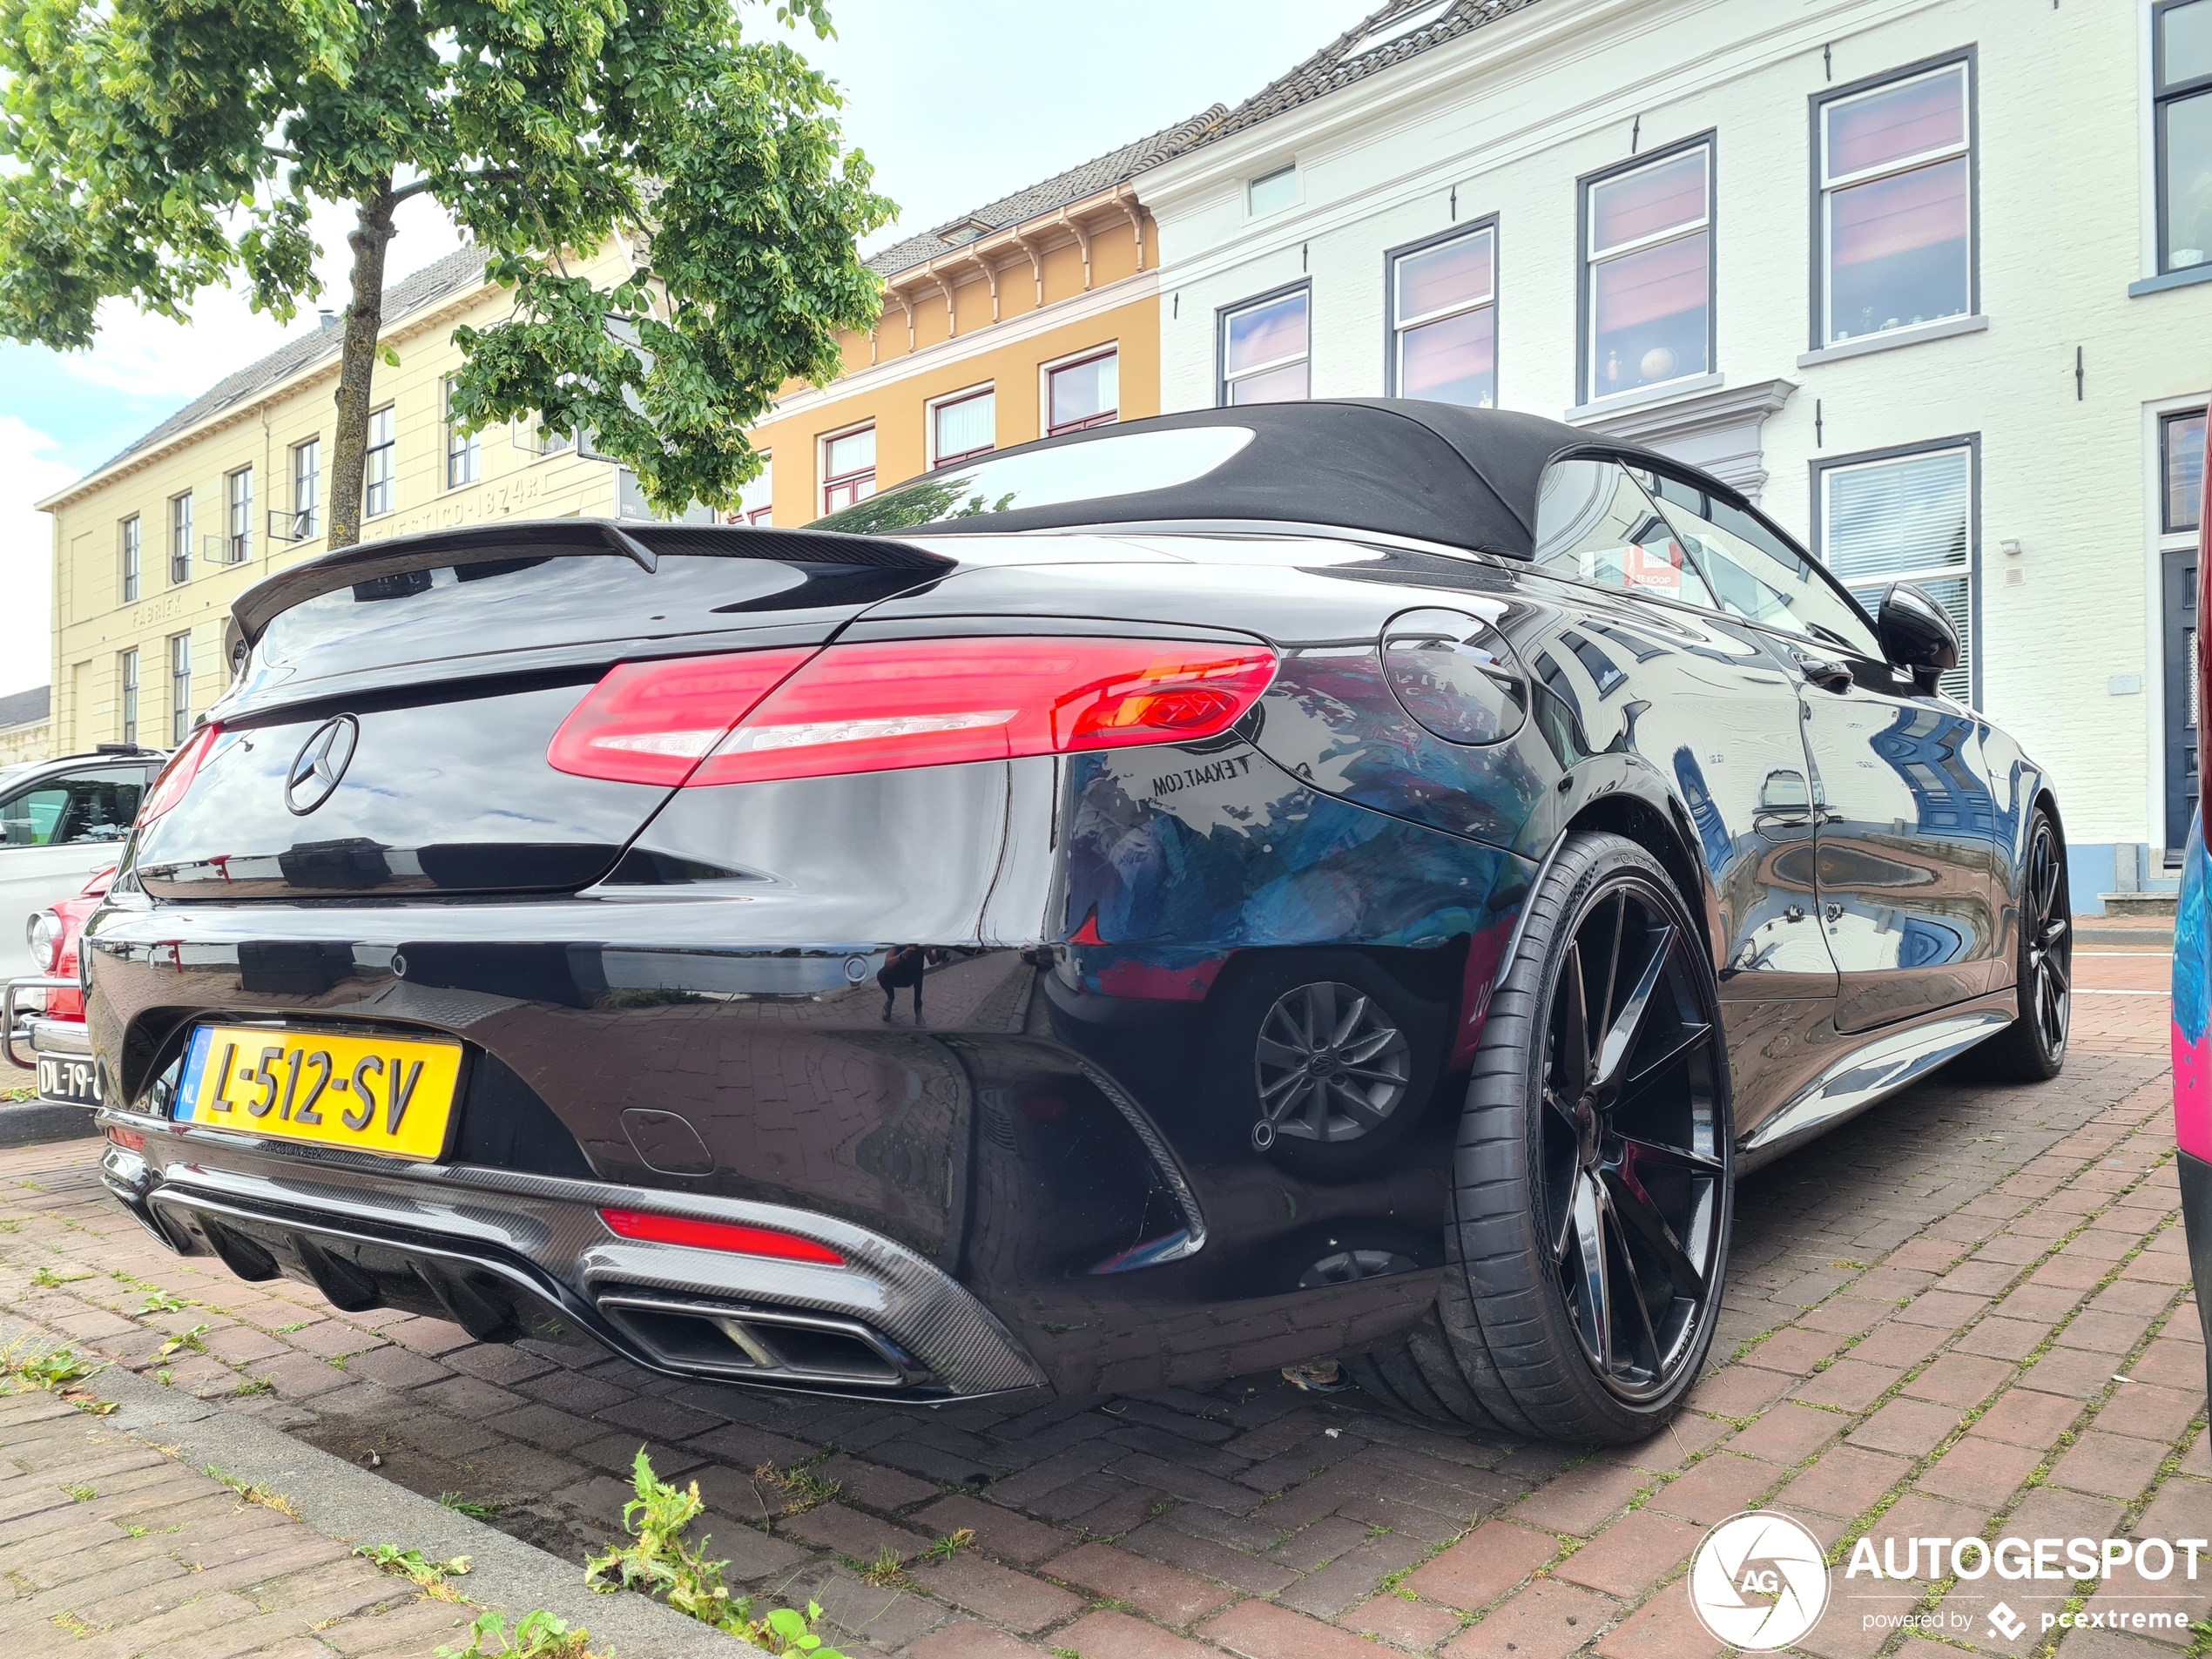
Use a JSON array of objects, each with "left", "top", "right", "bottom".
[{"left": 1877, "top": 582, "right": 1959, "bottom": 694}]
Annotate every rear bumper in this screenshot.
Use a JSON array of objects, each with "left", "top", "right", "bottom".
[
  {"left": 2181, "top": 1150, "right": 2212, "bottom": 1397},
  {"left": 96, "top": 1107, "right": 1048, "bottom": 1405}
]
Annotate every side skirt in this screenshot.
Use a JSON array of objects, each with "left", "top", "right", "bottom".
[{"left": 1735, "top": 994, "right": 2017, "bottom": 1175}]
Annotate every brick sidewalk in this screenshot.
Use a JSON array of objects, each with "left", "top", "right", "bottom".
[
  {"left": 0, "top": 979, "right": 2201, "bottom": 1659},
  {"left": 0, "top": 1387, "right": 480, "bottom": 1655}
]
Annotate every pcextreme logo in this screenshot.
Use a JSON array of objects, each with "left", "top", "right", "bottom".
[{"left": 1688, "top": 1512, "right": 1831, "bottom": 1651}]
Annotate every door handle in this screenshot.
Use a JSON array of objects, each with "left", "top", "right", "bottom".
[{"left": 1791, "top": 651, "right": 1854, "bottom": 693}]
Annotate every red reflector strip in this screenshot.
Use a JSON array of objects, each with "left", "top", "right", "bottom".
[{"left": 597, "top": 1206, "right": 845, "bottom": 1264}]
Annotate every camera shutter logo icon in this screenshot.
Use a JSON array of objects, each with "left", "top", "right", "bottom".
[{"left": 1687, "top": 1511, "right": 1831, "bottom": 1650}]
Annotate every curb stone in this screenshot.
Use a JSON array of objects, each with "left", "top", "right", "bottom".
[{"left": 0, "top": 1312, "right": 757, "bottom": 1657}]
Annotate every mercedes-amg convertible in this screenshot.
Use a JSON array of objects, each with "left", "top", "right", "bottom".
[{"left": 82, "top": 401, "right": 2068, "bottom": 1444}]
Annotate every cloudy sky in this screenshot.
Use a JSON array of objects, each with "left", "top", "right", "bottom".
[{"left": 0, "top": 0, "right": 1363, "bottom": 699}]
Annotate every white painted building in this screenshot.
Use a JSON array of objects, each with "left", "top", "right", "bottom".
[{"left": 1143, "top": 0, "right": 2211, "bottom": 912}]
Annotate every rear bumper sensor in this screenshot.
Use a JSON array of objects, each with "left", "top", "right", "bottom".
[{"left": 97, "top": 1129, "right": 1046, "bottom": 1405}]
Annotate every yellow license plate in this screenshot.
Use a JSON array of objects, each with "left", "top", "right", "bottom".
[{"left": 175, "top": 1025, "right": 462, "bottom": 1161}]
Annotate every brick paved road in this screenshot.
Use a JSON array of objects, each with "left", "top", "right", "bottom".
[{"left": 0, "top": 952, "right": 2202, "bottom": 1658}]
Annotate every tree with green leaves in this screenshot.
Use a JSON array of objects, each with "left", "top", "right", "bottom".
[{"left": 0, "top": 0, "right": 894, "bottom": 543}]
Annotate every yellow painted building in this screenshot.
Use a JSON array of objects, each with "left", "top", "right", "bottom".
[{"left": 35, "top": 106, "right": 1224, "bottom": 756}]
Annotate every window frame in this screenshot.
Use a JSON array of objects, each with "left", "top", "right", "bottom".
[
  {"left": 819, "top": 421, "right": 878, "bottom": 516},
  {"left": 1043, "top": 346, "right": 1121, "bottom": 436},
  {"left": 1808, "top": 51, "right": 1979, "bottom": 353},
  {"left": 168, "top": 631, "right": 192, "bottom": 746},
  {"left": 224, "top": 466, "right": 253, "bottom": 563},
  {"left": 118, "top": 649, "right": 138, "bottom": 747},
  {"left": 1217, "top": 280, "right": 1312, "bottom": 409},
  {"left": 927, "top": 383, "right": 997, "bottom": 469},
  {"left": 1384, "top": 217, "right": 1501, "bottom": 406},
  {"left": 168, "top": 493, "right": 192, "bottom": 585},
  {"left": 1576, "top": 133, "right": 1716, "bottom": 405},
  {"left": 1809, "top": 433, "right": 1983, "bottom": 706},
  {"left": 291, "top": 437, "right": 321, "bottom": 540},
  {"left": 364, "top": 405, "right": 397, "bottom": 518},
  {"left": 119, "top": 516, "right": 140, "bottom": 605},
  {"left": 1247, "top": 164, "right": 1298, "bottom": 219},
  {"left": 735, "top": 452, "right": 774, "bottom": 526},
  {"left": 2156, "top": 0, "right": 2212, "bottom": 274},
  {"left": 2162, "top": 406, "right": 2208, "bottom": 535},
  {"left": 444, "top": 379, "right": 481, "bottom": 490}
]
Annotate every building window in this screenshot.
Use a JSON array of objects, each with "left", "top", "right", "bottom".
[
  {"left": 2160, "top": 1, "right": 2212, "bottom": 273},
  {"left": 119, "top": 516, "right": 140, "bottom": 605},
  {"left": 1249, "top": 165, "right": 1297, "bottom": 217},
  {"left": 291, "top": 438, "right": 320, "bottom": 540},
  {"left": 735, "top": 455, "right": 773, "bottom": 526},
  {"left": 445, "top": 381, "right": 480, "bottom": 489},
  {"left": 169, "top": 494, "right": 192, "bottom": 584},
  {"left": 1817, "top": 59, "right": 1973, "bottom": 347},
  {"left": 118, "top": 649, "right": 138, "bottom": 747},
  {"left": 821, "top": 426, "right": 876, "bottom": 515},
  {"left": 1583, "top": 143, "right": 1710, "bottom": 401},
  {"left": 932, "top": 388, "right": 995, "bottom": 468},
  {"left": 1221, "top": 287, "right": 1310, "bottom": 406},
  {"left": 1818, "top": 441, "right": 1976, "bottom": 702},
  {"left": 1048, "top": 351, "right": 1119, "bottom": 435},
  {"left": 365, "top": 407, "right": 396, "bottom": 517},
  {"left": 169, "top": 632, "right": 192, "bottom": 745},
  {"left": 225, "top": 467, "right": 253, "bottom": 563},
  {"left": 2164, "top": 408, "right": 2207, "bottom": 533},
  {"left": 1391, "top": 224, "right": 1496, "bottom": 408}
]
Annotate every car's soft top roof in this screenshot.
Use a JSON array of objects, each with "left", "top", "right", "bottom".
[{"left": 814, "top": 400, "right": 1702, "bottom": 560}]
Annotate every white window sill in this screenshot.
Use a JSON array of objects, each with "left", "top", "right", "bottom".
[
  {"left": 1796, "top": 314, "right": 1987, "bottom": 368},
  {"left": 1563, "top": 372, "right": 1725, "bottom": 424}
]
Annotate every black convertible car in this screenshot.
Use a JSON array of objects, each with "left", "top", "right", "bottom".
[{"left": 83, "top": 401, "right": 2067, "bottom": 1445}]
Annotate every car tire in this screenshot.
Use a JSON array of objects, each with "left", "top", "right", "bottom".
[
  {"left": 1958, "top": 805, "right": 2071, "bottom": 1083},
  {"left": 1357, "top": 831, "right": 1734, "bottom": 1443},
  {"left": 1202, "top": 950, "right": 1445, "bottom": 1183}
]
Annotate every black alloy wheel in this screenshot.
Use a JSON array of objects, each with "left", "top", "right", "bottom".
[
  {"left": 1966, "top": 805, "right": 2071, "bottom": 1082},
  {"left": 1350, "top": 831, "right": 1732, "bottom": 1442},
  {"left": 1535, "top": 873, "right": 1727, "bottom": 1403}
]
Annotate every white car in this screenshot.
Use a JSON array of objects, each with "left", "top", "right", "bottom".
[{"left": 1, "top": 745, "right": 165, "bottom": 975}]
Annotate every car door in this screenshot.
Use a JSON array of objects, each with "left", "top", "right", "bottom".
[
  {"left": 1641, "top": 476, "right": 2002, "bottom": 1033},
  {"left": 0, "top": 765, "right": 145, "bottom": 972}
]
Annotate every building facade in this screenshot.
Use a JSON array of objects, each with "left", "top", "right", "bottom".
[
  {"left": 1141, "top": 0, "right": 2190, "bottom": 912},
  {"left": 35, "top": 115, "right": 1215, "bottom": 755},
  {"left": 0, "top": 686, "right": 51, "bottom": 768}
]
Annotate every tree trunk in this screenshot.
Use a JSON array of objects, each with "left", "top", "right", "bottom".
[{"left": 325, "top": 187, "right": 395, "bottom": 551}]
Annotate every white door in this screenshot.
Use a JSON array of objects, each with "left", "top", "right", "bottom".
[{"left": 0, "top": 767, "right": 147, "bottom": 974}]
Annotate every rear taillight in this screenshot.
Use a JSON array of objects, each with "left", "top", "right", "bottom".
[
  {"left": 597, "top": 1206, "right": 845, "bottom": 1264},
  {"left": 547, "top": 648, "right": 817, "bottom": 786},
  {"left": 136, "top": 723, "right": 220, "bottom": 827},
  {"left": 551, "top": 638, "right": 1278, "bottom": 788}
]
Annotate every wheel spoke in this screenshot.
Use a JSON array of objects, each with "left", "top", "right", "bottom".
[
  {"left": 1339, "top": 1025, "right": 1399, "bottom": 1066},
  {"left": 1616, "top": 1132, "right": 1723, "bottom": 1176},
  {"left": 2045, "top": 951, "right": 2069, "bottom": 993},
  {"left": 2040, "top": 916, "right": 2068, "bottom": 949},
  {"left": 1300, "top": 983, "right": 1333, "bottom": 1051},
  {"left": 1605, "top": 1196, "right": 1667, "bottom": 1377},
  {"left": 1594, "top": 924, "right": 1678, "bottom": 1092},
  {"left": 1325, "top": 993, "right": 1369, "bottom": 1049},
  {"left": 1255, "top": 1035, "right": 1303, "bottom": 1069},
  {"left": 1551, "top": 1166, "right": 1581, "bottom": 1263},
  {"left": 1258, "top": 1069, "right": 1306, "bottom": 1103},
  {"left": 1555, "top": 941, "right": 1592, "bottom": 1098},
  {"left": 1603, "top": 1164, "right": 1708, "bottom": 1301},
  {"left": 1593, "top": 894, "right": 1628, "bottom": 1050},
  {"left": 1542, "top": 1087, "right": 1581, "bottom": 1133},
  {"left": 1326, "top": 1079, "right": 1389, "bottom": 1130},
  {"left": 1568, "top": 1174, "right": 1610, "bottom": 1370},
  {"left": 1622, "top": 1020, "right": 1710, "bottom": 1091}
]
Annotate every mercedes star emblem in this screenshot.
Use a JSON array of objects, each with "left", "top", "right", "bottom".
[{"left": 285, "top": 715, "right": 359, "bottom": 815}]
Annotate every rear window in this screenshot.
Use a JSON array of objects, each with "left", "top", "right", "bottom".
[{"left": 811, "top": 426, "right": 1257, "bottom": 535}]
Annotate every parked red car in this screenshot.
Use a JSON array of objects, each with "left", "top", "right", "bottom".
[{"left": 4, "top": 865, "right": 112, "bottom": 1110}]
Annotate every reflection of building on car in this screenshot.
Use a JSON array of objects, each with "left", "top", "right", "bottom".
[
  {"left": 3, "top": 865, "right": 112, "bottom": 1117},
  {"left": 0, "top": 745, "right": 163, "bottom": 974},
  {"left": 84, "top": 402, "right": 2073, "bottom": 1446}
]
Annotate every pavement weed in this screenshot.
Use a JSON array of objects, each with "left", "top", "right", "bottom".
[
  {"left": 206, "top": 1465, "right": 300, "bottom": 1519},
  {"left": 153, "top": 1324, "right": 209, "bottom": 1360},
  {"left": 61, "top": 1484, "right": 93, "bottom": 1501},
  {"left": 435, "top": 1608, "right": 596, "bottom": 1658},
  {"left": 750, "top": 1458, "right": 840, "bottom": 1517},
  {"left": 438, "top": 1492, "right": 503, "bottom": 1520},
  {"left": 584, "top": 1448, "right": 848, "bottom": 1655},
  {"left": 917, "top": 1527, "right": 974, "bottom": 1564},
  {"left": 138, "top": 1290, "right": 185, "bottom": 1314},
  {"left": 355, "top": 1543, "right": 472, "bottom": 1601}
]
